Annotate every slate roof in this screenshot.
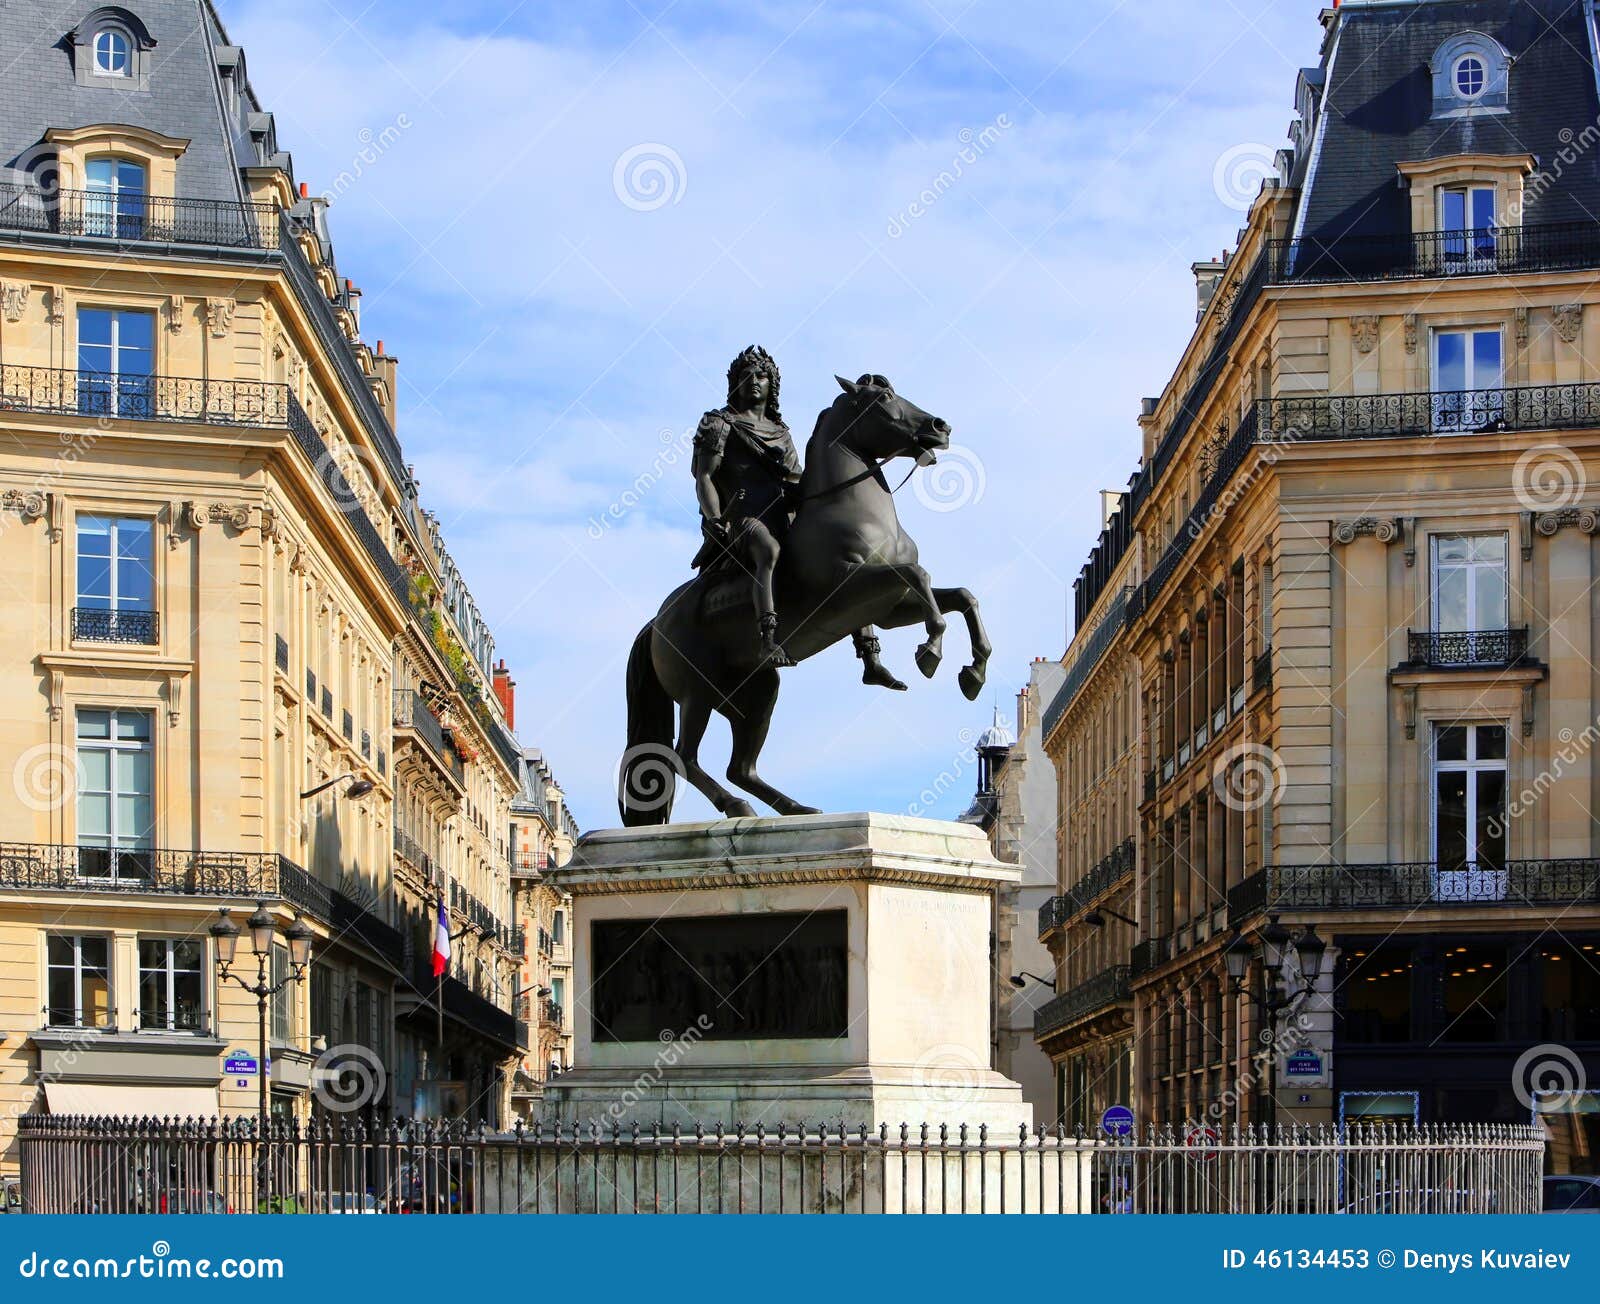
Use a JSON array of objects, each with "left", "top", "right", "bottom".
[{"left": 1293, "top": 0, "right": 1600, "bottom": 243}]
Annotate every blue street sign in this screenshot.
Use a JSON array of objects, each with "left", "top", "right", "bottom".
[
  {"left": 1100, "top": 1105, "right": 1135, "bottom": 1138},
  {"left": 223, "top": 1049, "right": 268, "bottom": 1076},
  {"left": 1285, "top": 1049, "right": 1323, "bottom": 1078}
]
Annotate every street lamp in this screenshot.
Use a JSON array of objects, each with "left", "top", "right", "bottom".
[
  {"left": 299, "top": 773, "right": 375, "bottom": 801},
  {"left": 1222, "top": 914, "right": 1324, "bottom": 1127},
  {"left": 212, "top": 903, "right": 314, "bottom": 1211},
  {"left": 1009, "top": 971, "right": 1056, "bottom": 990},
  {"left": 1084, "top": 906, "right": 1137, "bottom": 929}
]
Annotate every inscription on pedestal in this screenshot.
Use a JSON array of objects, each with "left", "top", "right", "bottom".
[{"left": 591, "top": 910, "right": 847, "bottom": 1041}]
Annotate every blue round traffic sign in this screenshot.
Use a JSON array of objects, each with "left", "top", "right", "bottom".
[{"left": 1100, "top": 1105, "right": 1135, "bottom": 1138}]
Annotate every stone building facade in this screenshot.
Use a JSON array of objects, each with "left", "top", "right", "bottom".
[
  {"left": 0, "top": 0, "right": 539, "bottom": 1170},
  {"left": 1038, "top": 0, "right": 1600, "bottom": 1171}
]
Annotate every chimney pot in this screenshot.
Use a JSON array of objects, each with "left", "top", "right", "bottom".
[{"left": 298, "top": 181, "right": 309, "bottom": 198}]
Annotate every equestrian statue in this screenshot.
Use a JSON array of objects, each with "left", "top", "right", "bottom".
[{"left": 619, "top": 346, "right": 990, "bottom": 824}]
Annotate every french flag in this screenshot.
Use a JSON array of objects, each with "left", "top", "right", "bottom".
[{"left": 431, "top": 898, "right": 450, "bottom": 978}]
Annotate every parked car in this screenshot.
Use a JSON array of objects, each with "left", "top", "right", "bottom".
[
  {"left": 321, "top": 1191, "right": 381, "bottom": 1214},
  {"left": 1, "top": 1177, "right": 21, "bottom": 1214},
  {"left": 157, "top": 1188, "right": 233, "bottom": 1215},
  {"left": 1543, "top": 1175, "right": 1600, "bottom": 1213}
]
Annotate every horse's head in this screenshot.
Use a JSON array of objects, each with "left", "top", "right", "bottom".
[{"left": 830, "top": 374, "right": 951, "bottom": 466}]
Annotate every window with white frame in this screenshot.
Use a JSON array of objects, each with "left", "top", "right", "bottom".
[
  {"left": 92, "top": 28, "right": 131, "bottom": 76},
  {"left": 1439, "top": 185, "right": 1497, "bottom": 264},
  {"left": 1431, "top": 534, "right": 1509, "bottom": 635},
  {"left": 76, "top": 708, "right": 154, "bottom": 879},
  {"left": 138, "top": 938, "right": 204, "bottom": 1032},
  {"left": 1453, "top": 54, "right": 1486, "bottom": 99},
  {"left": 75, "top": 515, "right": 155, "bottom": 643},
  {"left": 46, "top": 934, "right": 112, "bottom": 1028},
  {"left": 1432, "top": 723, "right": 1508, "bottom": 898},
  {"left": 1432, "top": 328, "right": 1503, "bottom": 431},
  {"left": 84, "top": 157, "right": 148, "bottom": 239}
]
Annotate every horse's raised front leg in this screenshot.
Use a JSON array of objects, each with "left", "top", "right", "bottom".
[
  {"left": 894, "top": 565, "right": 946, "bottom": 678},
  {"left": 677, "top": 693, "right": 756, "bottom": 819},
  {"left": 931, "top": 586, "right": 990, "bottom": 701},
  {"left": 725, "top": 670, "right": 821, "bottom": 816}
]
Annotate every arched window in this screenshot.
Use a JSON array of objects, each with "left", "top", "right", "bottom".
[
  {"left": 1453, "top": 54, "right": 1486, "bottom": 100},
  {"left": 92, "top": 28, "right": 131, "bottom": 76},
  {"left": 1431, "top": 33, "right": 1511, "bottom": 117}
]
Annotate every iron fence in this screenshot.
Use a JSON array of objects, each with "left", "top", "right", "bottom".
[
  {"left": 1230, "top": 860, "right": 1600, "bottom": 919},
  {"left": 1405, "top": 627, "right": 1530, "bottom": 668},
  {"left": 0, "top": 184, "right": 278, "bottom": 249},
  {"left": 1260, "top": 382, "right": 1600, "bottom": 442},
  {"left": 17, "top": 1116, "right": 1543, "bottom": 1215},
  {"left": 70, "top": 607, "right": 158, "bottom": 645},
  {"left": 1271, "top": 220, "right": 1600, "bottom": 284},
  {"left": 0, "top": 365, "right": 288, "bottom": 426},
  {"left": 1035, "top": 966, "right": 1133, "bottom": 1040}
]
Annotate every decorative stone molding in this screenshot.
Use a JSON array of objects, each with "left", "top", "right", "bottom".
[
  {"left": 1, "top": 489, "right": 47, "bottom": 521},
  {"left": 1350, "top": 315, "right": 1380, "bottom": 354},
  {"left": 207, "top": 502, "right": 252, "bottom": 531},
  {"left": 1331, "top": 516, "right": 1400, "bottom": 546},
  {"left": 1553, "top": 304, "right": 1583, "bottom": 344},
  {"left": 1514, "top": 307, "right": 1529, "bottom": 348},
  {"left": 166, "top": 674, "right": 182, "bottom": 727},
  {"left": 204, "top": 297, "right": 236, "bottom": 338},
  {"left": 45, "top": 286, "right": 65, "bottom": 327},
  {"left": 1402, "top": 686, "right": 1418, "bottom": 740},
  {"left": 1401, "top": 517, "right": 1417, "bottom": 568},
  {"left": 183, "top": 501, "right": 207, "bottom": 533},
  {"left": 1403, "top": 314, "right": 1418, "bottom": 355},
  {"left": 165, "top": 295, "right": 187, "bottom": 334},
  {"left": 1, "top": 281, "right": 29, "bottom": 322},
  {"left": 1535, "top": 506, "right": 1600, "bottom": 537},
  {"left": 1522, "top": 684, "right": 1536, "bottom": 739},
  {"left": 259, "top": 507, "right": 279, "bottom": 540},
  {"left": 1520, "top": 511, "right": 1534, "bottom": 562}
]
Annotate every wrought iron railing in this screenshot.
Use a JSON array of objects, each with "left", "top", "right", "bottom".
[
  {"left": 0, "top": 184, "right": 279, "bottom": 249},
  {"left": 1252, "top": 646, "right": 1273, "bottom": 693},
  {"left": 16, "top": 1115, "right": 1545, "bottom": 1215},
  {"left": 0, "top": 364, "right": 288, "bottom": 426},
  {"left": 394, "top": 827, "right": 435, "bottom": 879},
  {"left": 1229, "top": 860, "right": 1600, "bottom": 920},
  {"left": 71, "top": 606, "right": 158, "bottom": 645},
  {"left": 0, "top": 844, "right": 276, "bottom": 894},
  {"left": 1404, "top": 627, "right": 1530, "bottom": 669},
  {"left": 1260, "top": 382, "right": 1600, "bottom": 442},
  {"left": 1037, "top": 895, "right": 1067, "bottom": 939},
  {"left": 393, "top": 690, "right": 464, "bottom": 785},
  {"left": 1130, "top": 936, "right": 1168, "bottom": 977},
  {"left": 1034, "top": 966, "right": 1133, "bottom": 1040},
  {"left": 1271, "top": 220, "right": 1600, "bottom": 284},
  {"left": 1042, "top": 587, "right": 1134, "bottom": 745}
]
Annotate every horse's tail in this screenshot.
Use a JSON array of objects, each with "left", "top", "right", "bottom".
[{"left": 619, "top": 621, "right": 678, "bottom": 826}]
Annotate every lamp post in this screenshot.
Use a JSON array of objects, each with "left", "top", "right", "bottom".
[
  {"left": 1223, "top": 915, "right": 1325, "bottom": 1127},
  {"left": 211, "top": 903, "right": 313, "bottom": 1210}
]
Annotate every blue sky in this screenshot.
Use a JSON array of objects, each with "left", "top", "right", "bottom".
[{"left": 227, "top": 0, "right": 1317, "bottom": 828}]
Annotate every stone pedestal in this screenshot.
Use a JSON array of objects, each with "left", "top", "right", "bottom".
[{"left": 540, "top": 812, "right": 1032, "bottom": 1133}]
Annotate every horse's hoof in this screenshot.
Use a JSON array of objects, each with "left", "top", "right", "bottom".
[
  {"left": 779, "top": 803, "right": 822, "bottom": 817},
  {"left": 722, "top": 800, "right": 757, "bottom": 819},
  {"left": 958, "top": 666, "right": 985, "bottom": 701},
  {"left": 915, "top": 643, "right": 942, "bottom": 678}
]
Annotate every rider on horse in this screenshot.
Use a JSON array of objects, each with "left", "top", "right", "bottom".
[{"left": 691, "top": 346, "right": 905, "bottom": 688}]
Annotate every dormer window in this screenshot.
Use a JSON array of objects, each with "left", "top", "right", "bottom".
[
  {"left": 93, "top": 28, "right": 131, "bottom": 76},
  {"left": 1431, "top": 33, "right": 1511, "bottom": 117}
]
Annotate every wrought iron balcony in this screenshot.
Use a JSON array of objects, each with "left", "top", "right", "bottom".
[
  {"left": 1229, "top": 860, "right": 1600, "bottom": 921},
  {"left": 1260, "top": 382, "right": 1600, "bottom": 443},
  {"left": 404, "top": 958, "right": 519, "bottom": 1051},
  {"left": 393, "top": 689, "right": 465, "bottom": 787},
  {"left": 1037, "top": 895, "right": 1067, "bottom": 939},
  {"left": 1033, "top": 965, "right": 1132, "bottom": 1040},
  {"left": 393, "top": 827, "right": 436, "bottom": 880},
  {"left": 1404, "top": 627, "right": 1530, "bottom": 669},
  {"left": 0, "top": 184, "right": 279, "bottom": 250},
  {"left": 0, "top": 364, "right": 289, "bottom": 426},
  {"left": 71, "top": 607, "right": 158, "bottom": 645},
  {"left": 1130, "top": 936, "right": 1169, "bottom": 977},
  {"left": 0, "top": 843, "right": 275, "bottom": 894},
  {"left": 1143, "top": 769, "right": 1157, "bottom": 804},
  {"left": 1252, "top": 646, "right": 1273, "bottom": 693},
  {"left": 1271, "top": 220, "right": 1600, "bottom": 285}
]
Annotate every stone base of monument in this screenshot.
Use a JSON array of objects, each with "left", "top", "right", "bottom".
[{"left": 539, "top": 812, "right": 1033, "bottom": 1134}]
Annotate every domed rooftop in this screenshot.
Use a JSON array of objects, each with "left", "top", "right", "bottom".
[{"left": 975, "top": 705, "right": 1014, "bottom": 752}]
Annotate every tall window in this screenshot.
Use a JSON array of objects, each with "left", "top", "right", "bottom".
[
  {"left": 1429, "top": 534, "right": 1509, "bottom": 665},
  {"left": 269, "top": 946, "right": 292, "bottom": 1044},
  {"left": 138, "top": 938, "right": 203, "bottom": 1031},
  {"left": 47, "top": 935, "right": 112, "bottom": 1028},
  {"left": 77, "top": 307, "right": 154, "bottom": 416},
  {"left": 76, "top": 708, "right": 153, "bottom": 880},
  {"left": 1432, "top": 723, "right": 1507, "bottom": 899},
  {"left": 84, "top": 157, "right": 146, "bottom": 238},
  {"left": 92, "top": 29, "right": 131, "bottom": 76},
  {"left": 76, "top": 516, "right": 155, "bottom": 644},
  {"left": 1432, "top": 328, "right": 1503, "bottom": 431}
]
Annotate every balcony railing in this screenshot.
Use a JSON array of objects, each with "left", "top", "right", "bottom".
[
  {"left": 393, "top": 690, "right": 465, "bottom": 786},
  {"left": 1252, "top": 646, "right": 1273, "bottom": 694},
  {"left": 1037, "top": 895, "right": 1067, "bottom": 939},
  {"left": 0, "top": 184, "right": 279, "bottom": 250},
  {"left": 1033, "top": 966, "right": 1133, "bottom": 1040},
  {"left": 393, "top": 827, "right": 436, "bottom": 880},
  {"left": 71, "top": 607, "right": 158, "bottom": 645},
  {"left": 0, "top": 364, "right": 288, "bottom": 426},
  {"left": 405, "top": 960, "right": 518, "bottom": 1051},
  {"left": 1260, "top": 382, "right": 1600, "bottom": 443},
  {"left": 1229, "top": 860, "right": 1600, "bottom": 920},
  {"left": 1404, "top": 627, "right": 1530, "bottom": 669},
  {"left": 1271, "top": 220, "right": 1600, "bottom": 285},
  {"left": 1130, "top": 936, "right": 1168, "bottom": 977}
]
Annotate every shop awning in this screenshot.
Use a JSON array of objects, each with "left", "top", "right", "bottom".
[{"left": 43, "top": 1082, "right": 219, "bottom": 1118}]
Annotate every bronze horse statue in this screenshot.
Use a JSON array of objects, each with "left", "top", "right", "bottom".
[{"left": 619, "top": 374, "right": 990, "bottom": 824}]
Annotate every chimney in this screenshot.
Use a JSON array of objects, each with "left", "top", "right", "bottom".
[
  {"left": 1192, "top": 258, "right": 1227, "bottom": 320},
  {"left": 370, "top": 340, "right": 399, "bottom": 432},
  {"left": 298, "top": 181, "right": 309, "bottom": 199},
  {"left": 492, "top": 659, "right": 516, "bottom": 731}
]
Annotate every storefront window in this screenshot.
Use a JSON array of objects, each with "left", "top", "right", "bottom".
[
  {"left": 1540, "top": 942, "right": 1600, "bottom": 1042},
  {"left": 1438, "top": 942, "right": 1507, "bottom": 1042},
  {"left": 1340, "top": 945, "right": 1414, "bottom": 1043}
]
